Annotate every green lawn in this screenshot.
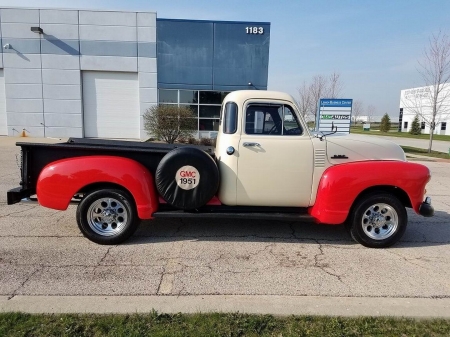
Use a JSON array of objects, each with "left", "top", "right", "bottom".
[
  {"left": 350, "top": 126, "right": 450, "bottom": 141},
  {"left": 401, "top": 146, "right": 450, "bottom": 159},
  {"left": 1, "top": 312, "right": 450, "bottom": 337}
]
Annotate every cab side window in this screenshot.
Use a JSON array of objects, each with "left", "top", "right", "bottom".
[{"left": 245, "top": 104, "right": 302, "bottom": 136}]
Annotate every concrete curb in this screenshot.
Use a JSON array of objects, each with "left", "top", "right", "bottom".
[{"left": 1, "top": 295, "right": 450, "bottom": 318}]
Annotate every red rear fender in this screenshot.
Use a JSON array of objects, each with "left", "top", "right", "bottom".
[
  {"left": 36, "top": 156, "right": 158, "bottom": 219},
  {"left": 308, "top": 161, "right": 431, "bottom": 224}
]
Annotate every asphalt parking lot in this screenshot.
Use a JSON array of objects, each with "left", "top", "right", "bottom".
[{"left": 0, "top": 137, "right": 449, "bottom": 316}]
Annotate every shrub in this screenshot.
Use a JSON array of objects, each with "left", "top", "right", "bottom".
[
  {"left": 380, "top": 113, "right": 391, "bottom": 132},
  {"left": 143, "top": 105, "right": 197, "bottom": 144},
  {"left": 409, "top": 114, "right": 421, "bottom": 135}
]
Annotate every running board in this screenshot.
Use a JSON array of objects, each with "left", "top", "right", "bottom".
[{"left": 152, "top": 211, "right": 316, "bottom": 222}]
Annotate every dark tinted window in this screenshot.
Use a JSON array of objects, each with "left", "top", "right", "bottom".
[
  {"left": 158, "top": 89, "right": 177, "bottom": 103},
  {"left": 224, "top": 102, "right": 238, "bottom": 134},
  {"left": 200, "top": 105, "right": 221, "bottom": 118},
  {"left": 441, "top": 122, "right": 447, "bottom": 131},
  {"left": 199, "top": 119, "right": 220, "bottom": 131},
  {"left": 179, "top": 90, "right": 198, "bottom": 104}
]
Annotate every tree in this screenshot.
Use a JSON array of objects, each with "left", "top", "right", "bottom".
[
  {"left": 143, "top": 105, "right": 197, "bottom": 144},
  {"left": 402, "top": 30, "right": 450, "bottom": 152},
  {"left": 380, "top": 113, "right": 391, "bottom": 132},
  {"left": 297, "top": 72, "right": 344, "bottom": 121},
  {"left": 366, "top": 104, "right": 376, "bottom": 123},
  {"left": 352, "top": 100, "right": 364, "bottom": 124},
  {"left": 409, "top": 114, "right": 422, "bottom": 135}
]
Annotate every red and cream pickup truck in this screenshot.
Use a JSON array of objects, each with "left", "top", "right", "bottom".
[{"left": 7, "top": 90, "right": 434, "bottom": 248}]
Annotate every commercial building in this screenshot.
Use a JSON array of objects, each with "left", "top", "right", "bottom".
[
  {"left": 399, "top": 85, "right": 449, "bottom": 136},
  {"left": 0, "top": 7, "right": 270, "bottom": 139}
]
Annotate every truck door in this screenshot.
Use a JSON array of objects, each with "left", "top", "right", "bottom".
[{"left": 236, "top": 101, "right": 314, "bottom": 207}]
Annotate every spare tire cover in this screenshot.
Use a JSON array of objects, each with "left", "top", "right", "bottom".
[{"left": 155, "top": 146, "right": 219, "bottom": 210}]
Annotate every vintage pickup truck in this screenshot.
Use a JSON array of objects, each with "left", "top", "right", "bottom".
[{"left": 7, "top": 90, "right": 434, "bottom": 248}]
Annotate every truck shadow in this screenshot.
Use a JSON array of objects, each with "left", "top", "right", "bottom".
[{"left": 130, "top": 210, "right": 450, "bottom": 248}]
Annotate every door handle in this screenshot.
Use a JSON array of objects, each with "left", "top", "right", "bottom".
[{"left": 243, "top": 142, "right": 261, "bottom": 147}]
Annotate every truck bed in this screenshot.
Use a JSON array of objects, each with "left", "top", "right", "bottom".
[{"left": 9, "top": 138, "right": 214, "bottom": 203}]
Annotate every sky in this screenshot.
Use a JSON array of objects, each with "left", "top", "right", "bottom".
[{"left": 3, "top": 0, "right": 450, "bottom": 119}]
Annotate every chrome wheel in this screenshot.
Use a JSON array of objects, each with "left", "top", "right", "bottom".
[
  {"left": 361, "top": 203, "right": 398, "bottom": 240},
  {"left": 87, "top": 197, "right": 128, "bottom": 236}
]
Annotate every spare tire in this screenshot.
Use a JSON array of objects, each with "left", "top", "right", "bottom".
[{"left": 155, "top": 146, "right": 219, "bottom": 210}]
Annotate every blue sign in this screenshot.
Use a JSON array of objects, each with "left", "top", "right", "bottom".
[{"left": 319, "top": 99, "right": 353, "bottom": 108}]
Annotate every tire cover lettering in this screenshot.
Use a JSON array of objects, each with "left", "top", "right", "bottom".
[{"left": 175, "top": 166, "right": 200, "bottom": 190}]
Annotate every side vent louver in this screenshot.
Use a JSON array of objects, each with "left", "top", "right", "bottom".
[{"left": 314, "top": 149, "right": 326, "bottom": 167}]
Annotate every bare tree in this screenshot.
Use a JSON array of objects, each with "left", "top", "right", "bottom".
[
  {"left": 402, "top": 30, "right": 450, "bottom": 152},
  {"left": 326, "top": 71, "right": 343, "bottom": 98},
  {"left": 352, "top": 100, "right": 364, "bottom": 124},
  {"left": 366, "top": 104, "right": 376, "bottom": 123},
  {"left": 296, "top": 81, "right": 312, "bottom": 120},
  {"left": 297, "top": 72, "right": 344, "bottom": 121}
]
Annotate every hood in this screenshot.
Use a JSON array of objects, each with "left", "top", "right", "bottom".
[{"left": 320, "top": 133, "right": 406, "bottom": 165}]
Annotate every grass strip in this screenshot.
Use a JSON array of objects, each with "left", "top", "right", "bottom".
[
  {"left": 1, "top": 312, "right": 450, "bottom": 337},
  {"left": 350, "top": 128, "right": 450, "bottom": 141},
  {"left": 401, "top": 146, "right": 450, "bottom": 159}
]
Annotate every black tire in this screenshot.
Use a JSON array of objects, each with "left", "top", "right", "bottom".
[
  {"left": 347, "top": 193, "right": 407, "bottom": 248},
  {"left": 76, "top": 189, "right": 139, "bottom": 245},
  {"left": 155, "top": 146, "right": 219, "bottom": 210}
]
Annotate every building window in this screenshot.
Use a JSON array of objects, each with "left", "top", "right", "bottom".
[
  {"left": 421, "top": 122, "right": 425, "bottom": 129},
  {"left": 158, "top": 89, "right": 230, "bottom": 136},
  {"left": 442, "top": 122, "right": 447, "bottom": 131},
  {"left": 403, "top": 121, "right": 408, "bottom": 129}
]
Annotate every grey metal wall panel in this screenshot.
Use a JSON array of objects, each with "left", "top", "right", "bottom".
[
  {"left": 7, "top": 112, "right": 43, "bottom": 125},
  {"left": 138, "top": 57, "right": 157, "bottom": 72},
  {"left": 213, "top": 22, "right": 270, "bottom": 89},
  {"left": 139, "top": 72, "right": 157, "bottom": 88},
  {"left": 79, "top": 11, "right": 136, "bottom": 26},
  {"left": 44, "top": 112, "right": 82, "bottom": 127},
  {"left": 157, "top": 20, "right": 213, "bottom": 87},
  {"left": 44, "top": 99, "right": 82, "bottom": 114},
  {"left": 3, "top": 53, "right": 41, "bottom": 69},
  {"left": 137, "top": 12, "right": 156, "bottom": 27},
  {"left": 1, "top": 8, "right": 39, "bottom": 23},
  {"left": 6, "top": 83, "right": 42, "bottom": 99},
  {"left": 2, "top": 38, "right": 40, "bottom": 54},
  {"left": 4, "top": 68, "right": 41, "bottom": 84},
  {"left": 6, "top": 98, "right": 43, "bottom": 113},
  {"left": 80, "top": 55, "right": 137, "bottom": 72},
  {"left": 43, "top": 84, "right": 81, "bottom": 100},
  {"left": 139, "top": 88, "right": 157, "bottom": 103},
  {"left": 138, "top": 42, "right": 156, "bottom": 58},
  {"left": 137, "top": 27, "right": 156, "bottom": 42},
  {"left": 41, "top": 54, "right": 79, "bottom": 69},
  {"left": 41, "top": 39, "right": 80, "bottom": 56},
  {"left": 40, "top": 9, "right": 79, "bottom": 24},
  {"left": 40, "top": 24, "right": 79, "bottom": 40},
  {"left": 45, "top": 126, "right": 82, "bottom": 138},
  {"left": 80, "top": 40, "right": 137, "bottom": 57},
  {"left": 1, "top": 23, "right": 40, "bottom": 39},
  {"left": 79, "top": 25, "right": 137, "bottom": 42},
  {"left": 42, "top": 69, "right": 81, "bottom": 85}
]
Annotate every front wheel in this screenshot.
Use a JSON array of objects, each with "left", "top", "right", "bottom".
[
  {"left": 76, "top": 189, "right": 139, "bottom": 245},
  {"left": 347, "top": 193, "right": 407, "bottom": 248}
]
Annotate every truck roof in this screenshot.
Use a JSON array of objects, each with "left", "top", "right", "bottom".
[{"left": 224, "top": 90, "right": 296, "bottom": 105}]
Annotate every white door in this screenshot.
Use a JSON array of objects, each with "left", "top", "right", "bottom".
[
  {"left": 236, "top": 102, "right": 314, "bottom": 207},
  {"left": 82, "top": 71, "right": 139, "bottom": 139},
  {"left": 0, "top": 70, "right": 6, "bottom": 135}
]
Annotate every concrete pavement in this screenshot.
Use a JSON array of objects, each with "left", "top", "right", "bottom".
[{"left": 0, "top": 136, "right": 449, "bottom": 317}]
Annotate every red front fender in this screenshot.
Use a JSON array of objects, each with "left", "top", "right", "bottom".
[
  {"left": 37, "top": 156, "right": 159, "bottom": 219},
  {"left": 308, "top": 161, "right": 431, "bottom": 224}
]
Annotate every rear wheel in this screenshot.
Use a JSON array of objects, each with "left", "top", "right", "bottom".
[
  {"left": 347, "top": 193, "right": 407, "bottom": 248},
  {"left": 76, "top": 189, "right": 139, "bottom": 245}
]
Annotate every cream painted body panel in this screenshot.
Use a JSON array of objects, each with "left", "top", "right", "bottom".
[
  {"left": 215, "top": 90, "right": 406, "bottom": 208},
  {"left": 236, "top": 134, "right": 314, "bottom": 206}
]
